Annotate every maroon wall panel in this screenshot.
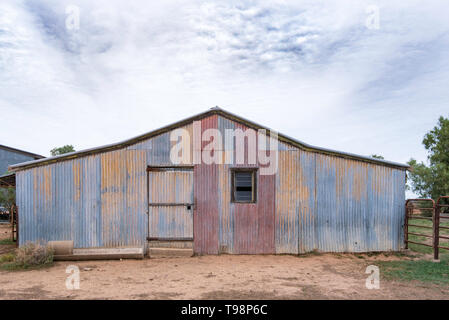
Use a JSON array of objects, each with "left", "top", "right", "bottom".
[
  {"left": 194, "top": 115, "right": 276, "bottom": 254},
  {"left": 194, "top": 115, "right": 219, "bottom": 254},
  {"left": 232, "top": 121, "right": 276, "bottom": 254}
]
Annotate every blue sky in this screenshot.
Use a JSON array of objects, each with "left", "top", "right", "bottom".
[{"left": 1, "top": 0, "right": 448, "bottom": 180}]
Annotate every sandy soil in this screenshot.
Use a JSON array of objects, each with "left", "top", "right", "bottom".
[
  {"left": 0, "top": 224, "right": 11, "bottom": 240},
  {"left": 0, "top": 250, "right": 448, "bottom": 300}
]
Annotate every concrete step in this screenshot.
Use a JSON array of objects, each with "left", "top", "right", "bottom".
[
  {"left": 149, "top": 247, "right": 193, "bottom": 258},
  {"left": 54, "top": 247, "right": 144, "bottom": 261},
  {"left": 148, "top": 240, "right": 193, "bottom": 249}
]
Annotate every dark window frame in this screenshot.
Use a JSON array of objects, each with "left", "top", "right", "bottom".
[{"left": 230, "top": 168, "right": 258, "bottom": 203}]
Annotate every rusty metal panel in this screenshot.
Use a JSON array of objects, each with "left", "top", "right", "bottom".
[
  {"left": 275, "top": 150, "right": 301, "bottom": 254},
  {"left": 194, "top": 115, "right": 219, "bottom": 254},
  {"left": 218, "top": 116, "right": 275, "bottom": 254},
  {"left": 275, "top": 149, "right": 316, "bottom": 254},
  {"left": 217, "top": 116, "right": 235, "bottom": 253},
  {"left": 129, "top": 123, "right": 193, "bottom": 166},
  {"left": 100, "top": 150, "right": 147, "bottom": 247},
  {"left": 314, "top": 154, "right": 405, "bottom": 252},
  {"left": 148, "top": 170, "right": 193, "bottom": 204},
  {"left": 149, "top": 206, "right": 193, "bottom": 238},
  {"left": 18, "top": 150, "right": 147, "bottom": 248},
  {"left": 298, "top": 150, "right": 316, "bottom": 253}
]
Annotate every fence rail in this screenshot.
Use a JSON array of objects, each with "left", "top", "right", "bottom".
[{"left": 405, "top": 196, "right": 449, "bottom": 260}]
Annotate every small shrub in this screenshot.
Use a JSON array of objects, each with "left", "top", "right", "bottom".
[
  {"left": 0, "top": 252, "right": 14, "bottom": 263},
  {"left": 13, "top": 242, "right": 54, "bottom": 267}
]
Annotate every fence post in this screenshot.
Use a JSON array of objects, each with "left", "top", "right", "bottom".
[
  {"left": 10, "top": 204, "right": 15, "bottom": 242},
  {"left": 434, "top": 202, "right": 440, "bottom": 261},
  {"left": 16, "top": 206, "right": 19, "bottom": 247},
  {"left": 404, "top": 203, "right": 409, "bottom": 250}
]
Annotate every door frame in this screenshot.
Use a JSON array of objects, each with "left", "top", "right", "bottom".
[{"left": 146, "top": 165, "right": 195, "bottom": 242}]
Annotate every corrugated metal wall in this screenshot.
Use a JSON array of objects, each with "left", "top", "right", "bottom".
[
  {"left": 148, "top": 169, "right": 194, "bottom": 238},
  {"left": 0, "top": 148, "right": 37, "bottom": 175},
  {"left": 16, "top": 114, "right": 406, "bottom": 254}
]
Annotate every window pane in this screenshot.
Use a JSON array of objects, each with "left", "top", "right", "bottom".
[
  {"left": 235, "top": 172, "right": 252, "bottom": 187},
  {"left": 234, "top": 171, "right": 254, "bottom": 202}
]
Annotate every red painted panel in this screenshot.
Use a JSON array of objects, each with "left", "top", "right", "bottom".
[
  {"left": 194, "top": 115, "right": 219, "bottom": 254},
  {"left": 232, "top": 121, "right": 276, "bottom": 254},
  {"left": 234, "top": 172, "right": 275, "bottom": 254},
  {"left": 194, "top": 115, "right": 276, "bottom": 254}
]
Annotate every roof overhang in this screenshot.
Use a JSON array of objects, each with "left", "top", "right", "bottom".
[{"left": 8, "top": 107, "right": 410, "bottom": 172}]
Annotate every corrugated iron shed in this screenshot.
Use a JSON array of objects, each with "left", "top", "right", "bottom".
[{"left": 11, "top": 107, "right": 408, "bottom": 254}]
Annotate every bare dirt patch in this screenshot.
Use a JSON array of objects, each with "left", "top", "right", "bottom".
[
  {"left": 0, "top": 252, "right": 448, "bottom": 299},
  {"left": 0, "top": 224, "right": 11, "bottom": 240}
]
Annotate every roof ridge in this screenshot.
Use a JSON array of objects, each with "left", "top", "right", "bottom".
[{"left": 9, "top": 107, "right": 409, "bottom": 171}]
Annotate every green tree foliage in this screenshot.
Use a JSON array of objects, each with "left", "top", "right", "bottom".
[
  {"left": 408, "top": 116, "right": 449, "bottom": 199},
  {"left": 0, "top": 187, "right": 15, "bottom": 209},
  {"left": 370, "top": 154, "right": 384, "bottom": 159},
  {"left": 50, "top": 145, "right": 75, "bottom": 156}
]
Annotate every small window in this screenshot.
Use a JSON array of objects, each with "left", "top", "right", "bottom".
[{"left": 231, "top": 169, "right": 257, "bottom": 203}]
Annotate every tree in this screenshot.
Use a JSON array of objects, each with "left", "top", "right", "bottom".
[
  {"left": 408, "top": 116, "right": 449, "bottom": 199},
  {"left": 50, "top": 145, "right": 75, "bottom": 156},
  {"left": 370, "top": 154, "right": 384, "bottom": 160},
  {"left": 0, "top": 187, "right": 15, "bottom": 210}
]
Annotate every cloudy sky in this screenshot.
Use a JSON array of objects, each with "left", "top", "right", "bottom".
[{"left": 1, "top": 0, "right": 448, "bottom": 171}]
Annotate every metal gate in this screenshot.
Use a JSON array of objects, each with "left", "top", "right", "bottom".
[
  {"left": 405, "top": 197, "right": 449, "bottom": 260},
  {"left": 146, "top": 166, "right": 194, "bottom": 241},
  {"left": 435, "top": 196, "right": 449, "bottom": 260}
]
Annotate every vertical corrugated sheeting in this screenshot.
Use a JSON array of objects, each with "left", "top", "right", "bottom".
[
  {"left": 148, "top": 169, "right": 193, "bottom": 238},
  {"left": 16, "top": 114, "right": 406, "bottom": 254},
  {"left": 194, "top": 115, "right": 219, "bottom": 254},
  {"left": 313, "top": 154, "right": 405, "bottom": 252},
  {"left": 18, "top": 150, "right": 147, "bottom": 248},
  {"left": 275, "top": 149, "right": 301, "bottom": 254},
  {"left": 229, "top": 120, "right": 275, "bottom": 254},
  {"left": 0, "top": 148, "right": 37, "bottom": 176},
  {"left": 217, "top": 116, "right": 234, "bottom": 253}
]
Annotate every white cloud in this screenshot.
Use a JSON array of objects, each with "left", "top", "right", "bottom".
[{"left": 0, "top": 0, "right": 448, "bottom": 186}]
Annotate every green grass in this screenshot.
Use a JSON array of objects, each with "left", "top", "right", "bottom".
[
  {"left": 378, "top": 256, "right": 449, "bottom": 285},
  {"left": 0, "top": 239, "right": 14, "bottom": 245},
  {"left": 377, "top": 217, "right": 449, "bottom": 286},
  {"left": 0, "top": 261, "right": 54, "bottom": 271},
  {"left": 407, "top": 217, "right": 449, "bottom": 254}
]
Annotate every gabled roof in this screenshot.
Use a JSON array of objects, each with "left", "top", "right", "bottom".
[
  {"left": 9, "top": 107, "right": 409, "bottom": 171},
  {"left": 0, "top": 144, "right": 44, "bottom": 160}
]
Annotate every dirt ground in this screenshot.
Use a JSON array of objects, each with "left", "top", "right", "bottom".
[
  {"left": 0, "top": 224, "right": 15, "bottom": 255},
  {"left": 0, "top": 239, "right": 448, "bottom": 300}
]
